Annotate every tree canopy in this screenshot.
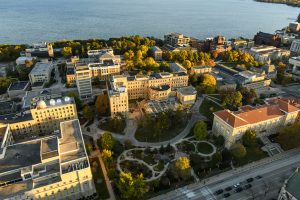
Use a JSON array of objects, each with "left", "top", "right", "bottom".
[
  {"left": 196, "top": 74, "right": 217, "bottom": 94},
  {"left": 193, "top": 121, "right": 208, "bottom": 141},
  {"left": 277, "top": 123, "right": 300, "bottom": 150},
  {"left": 116, "top": 172, "right": 149, "bottom": 200},
  {"left": 230, "top": 143, "right": 247, "bottom": 158},
  {"left": 242, "top": 130, "right": 257, "bottom": 147},
  {"left": 83, "top": 105, "right": 95, "bottom": 121},
  {"left": 98, "top": 132, "right": 115, "bottom": 150}
]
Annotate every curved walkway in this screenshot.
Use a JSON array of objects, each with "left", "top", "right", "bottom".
[
  {"left": 117, "top": 148, "right": 170, "bottom": 182},
  {"left": 83, "top": 97, "right": 207, "bottom": 148}
]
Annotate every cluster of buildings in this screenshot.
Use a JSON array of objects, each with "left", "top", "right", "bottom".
[
  {"left": 107, "top": 70, "right": 196, "bottom": 116},
  {"left": 0, "top": 94, "right": 95, "bottom": 199},
  {"left": 213, "top": 97, "right": 300, "bottom": 148}
]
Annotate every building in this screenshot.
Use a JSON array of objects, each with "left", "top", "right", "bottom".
[
  {"left": 24, "top": 42, "right": 54, "bottom": 58},
  {"left": 289, "top": 22, "right": 300, "bottom": 33},
  {"left": 108, "top": 72, "right": 189, "bottom": 116},
  {"left": 289, "top": 56, "right": 300, "bottom": 76},
  {"left": 170, "top": 63, "right": 187, "bottom": 73},
  {"left": 254, "top": 31, "right": 281, "bottom": 47},
  {"left": 89, "top": 60, "right": 120, "bottom": 80},
  {"left": 0, "top": 97, "right": 77, "bottom": 136},
  {"left": 29, "top": 60, "right": 53, "bottom": 85},
  {"left": 278, "top": 167, "right": 300, "bottom": 200},
  {"left": 0, "top": 119, "right": 95, "bottom": 200},
  {"left": 290, "top": 39, "right": 300, "bottom": 56},
  {"left": 231, "top": 38, "right": 254, "bottom": 50},
  {"left": 212, "top": 98, "right": 300, "bottom": 148},
  {"left": 87, "top": 49, "right": 114, "bottom": 58},
  {"left": 176, "top": 86, "right": 197, "bottom": 105},
  {"left": 191, "top": 66, "right": 212, "bottom": 75},
  {"left": 248, "top": 45, "right": 290, "bottom": 63},
  {"left": 75, "top": 64, "right": 93, "bottom": 100},
  {"left": 150, "top": 46, "right": 163, "bottom": 61},
  {"left": 7, "top": 81, "right": 29, "bottom": 98},
  {"left": 16, "top": 57, "right": 34, "bottom": 65},
  {"left": 0, "top": 101, "right": 17, "bottom": 116},
  {"left": 164, "top": 33, "right": 190, "bottom": 47}
]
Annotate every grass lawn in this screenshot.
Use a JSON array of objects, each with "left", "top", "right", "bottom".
[
  {"left": 135, "top": 120, "right": 188, "bottom": 142},
  {"left": 199, "top": 98, "right": 223, "bottom": 121},
  {"left": 90, "top": 158, "right": 110, "bottom": 200},
  {"left": 131, "top": 150, "right": 157, "bottom": 165},
  {"left": 197, "top": 142, "right": 214, "bottom": 154},
  {"left": 234, "top": 146, "right": 268, "bottom": 166}
]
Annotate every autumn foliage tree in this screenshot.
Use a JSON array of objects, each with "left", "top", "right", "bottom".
[
  {"left": 230, "top": 143, "right": 247, "bottom": 159},
  {"left": 196, "top": 74, "right": 217, "bottom": 94}
]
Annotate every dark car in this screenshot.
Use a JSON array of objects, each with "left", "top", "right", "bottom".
[
  {"left": 246, "top": 178, "right": 254, "bottom": 183},
  {"left": 215, "top": 189, "right": 224, "bottom": 195},
  {"left": 225, "top": 186, "right": 232, "bottom": 191},
  {"left": 234, "top": 187, "right": 243, "bottom": 193},
  {"left": 244, "top": 184, "right": 252, "bottom": 189},
  {"left": 223, "top": 193, "right": 231, "bottom": 198},
  {"left": 256, "top": 175, "right": 263, "bottom": 179}
]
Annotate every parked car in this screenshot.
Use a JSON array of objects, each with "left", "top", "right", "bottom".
[
  {"left": 215, "top": 189, "right": 224, "bottom": 195},
  {"left": 256, "top": 175, "right": 263, "bottom": 179},
  {"left": 223, "top": 193, "right": 231, "bottom": 198},
  {"left": 225, "top": 186, "right": 232, "bottom": 191},
  {"left": 246, "top": 178, "right": 254, "bottom": 183},
  {"left": 234, "top": 187, "right": 243, "bottom": 193},
  {"left": 244, "top": 184, "right": 252, "bottom": 189},
  {"left": 233, "top": 183, "right": 241, "bottom": 188}
]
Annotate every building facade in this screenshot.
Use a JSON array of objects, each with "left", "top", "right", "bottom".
[
  {"left": 75, "top": 64, "right": 93, "bottom": 100},
  {"left": 212, "top": 98, "right": 300, "bottom": 148},
  {"left": 164, "top": 33, "right": 191, "bottom": 47},
  {"left": 290, "top": 39, "right": 300, "bottom": 56},
  {"left": 0, "top": 119, "right": 95, "bottom": 200},
  {"left": 29, "top": 61, "right": 53, "bottom": 85}
]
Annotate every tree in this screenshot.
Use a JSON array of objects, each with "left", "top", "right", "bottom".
[
  {"left": 0, "top": 77, "right": 13, "bottom": 94},
  {"left": 209, "top": 151, "right": 222, "bottom": 168},
  {"left": 182, "top": 60, "right": 192, "bottom": 69},
  {"left": 196, "top": 74, "right": 216, "bottom": 94},
  {"left": 221, "top": 90, "right": 243, "bottom": 107},
  {"left": 230, "top": 143, "right": 247, "bottom": 159},
  {"left": 193, "top": 121, "right": 208, "bottom": 141},
  {"left": 67, "top": 92, "right": 82, "bottom": 110},
  {"left": 242, "top": 130, "right": 257, "bottom": 147},
  {"left": 277, "top": 123, "right": 300, "bottom": 150},
  {"left": 62, "top": 47, "right": 72, "bottom": 58},
  {"left": 83, "top": 105, "right": 95, "bottom": 121},
  {"left": 95, "top": 94, "right": 109, "bottom": 115},
  {"left": 102, "top": 149, "right": 113, "bottom": 161},
  {"left": 116, "top": 172, "right": 149, "bottom": 199},
  {"left": 144, "top": 57, "right": 158, "bottom": 68},
  {"left": 98, "top": 132, "right": 115, "bottom": 150},
  {"left": 214, "top": 135, "right": 225, "bottom": 147},
  {"left": 175, "top": 156, "right": 190, "bottom": 170}
]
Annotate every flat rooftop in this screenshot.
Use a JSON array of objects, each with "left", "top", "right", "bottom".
[
  {"left": 0, "top": 140, "right": 41, "bottom": 174},
  {"left": 8, "top": 81, "right": 29, "bottom": 91},
  {"left": 23, "top": 89, "right": 62, "bottom": 109},
  {"left": 30, "top": 61, "right": 52, "bottom": 75},
  {"left": 177, "top": 86, "right": 197, "bottom": 95}
]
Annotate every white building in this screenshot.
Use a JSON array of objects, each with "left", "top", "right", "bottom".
[
  {"left": 29, "top": 60, "right": 53, "bottom": 84},
  {"left": 248, "top": 45, "right": 290, "bottom": 63},
  {"left": 16, "top": 57, "right": 34, "bottom": 65},
  {"left": 290, "top": 39, "right": 300, "bottom": 56},
  {"left": 289, "top": 56, "right": 300, "bottom": 76}
]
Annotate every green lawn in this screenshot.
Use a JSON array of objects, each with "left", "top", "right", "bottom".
[
  {"left": 197, "top": 142, "right": 214, "bottom": 154},
  {"left": 90, "top": 158, "right": 110, "bottom": 200},
  {"left": 199, "top": 98, "right": 223, "bottom": 121},
  {"left": 131, "top": 149, "right": 157, "bottom": 165},
  {"left": 98, "top": 119, "right": 126, "bottom": 135},
  {"left": 234, "top": 146, "right": 268, "bottom": 166}
]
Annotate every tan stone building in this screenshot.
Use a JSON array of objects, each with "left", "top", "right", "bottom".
[
  {"left": 0, "top": 97, "right": 77, "bottom": 136},
  {"left": 212, "top": 98, "right": 300, "bottom": 148},
  {"left": 108, "top": 72, "right": 189, "bottom": 116},
  {"left": 0, "top": 119, "right": 95, "bottom": 200},
  {"left": 164, "top": 33, "right": 190, "bottom": 47},
  {"left": 191, "top": 66, "right": 212, "bottom": 75}
]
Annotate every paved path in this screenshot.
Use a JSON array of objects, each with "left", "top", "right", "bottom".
[
  {"left": 150, "top": 147, "right": 300, "bottom": 200},
  {"left": 83, "top": 97, "right": 207, "bottom": 148}
]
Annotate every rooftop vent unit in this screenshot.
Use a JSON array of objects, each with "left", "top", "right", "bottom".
[
  {"left": 64, "top": 96, "right": 70, "bottom": 102},
  {"left": 56, "top": 99, "right": 62, "bottom": 105},
  {"left": 49, "top": 99, "right": 56, "bottom": 106}
]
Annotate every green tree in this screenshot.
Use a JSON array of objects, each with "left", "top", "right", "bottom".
[
  {"left": 230, "top": 143, "right": 247, "bottom": 159},
  {"left": 277, "top": 123, "right": 300, "bottom": 150},
  {"left": 98, "top": 132, "right": 115, "bottom": 150},
  {"left": 171, "top": 156, "right": 191, "bottom": 181},
  {"left": 182, "top": 60, "right": 192, "bottom": 69},
  {"left": 62, "top": 47, "right": 72, "bottom": 58},
  {"left": 193, "top": 121, "right": 208, "bottom": 141},
  {"left": 196, "top": 74, "right": 216, "bottom": 94},
  {"left": 95, "top": 94, "right": 109, "bottom": 116},
  {"left": 0, "top": 77, "right": 13, "bottom": 94},
  {"left": 67, "top": 92, "right": 82, "bottom": 110},
  {"left": 209, "top": 151, "right": 222, "bottom": 168},
  {"left": 117, "top": 172, "right": 149, "bottom": 200},
  {"left": 242, "top": 130, "right": 257, "bottom": 147},
  {"left": 83, "top": 105, "right": 95, "bottom": 121}
]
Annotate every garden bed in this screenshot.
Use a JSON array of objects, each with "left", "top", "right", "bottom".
[{"left": 197, "top": 142, "right": 214, "bottom": 154}]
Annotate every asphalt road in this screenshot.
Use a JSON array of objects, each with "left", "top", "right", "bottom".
[{"left": 151, "top": 148, "right": 300, "bottom": 200}]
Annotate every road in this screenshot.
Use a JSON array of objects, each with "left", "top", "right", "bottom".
[{"left": 151, "top": 148, "right": 300, "bottom": 200}]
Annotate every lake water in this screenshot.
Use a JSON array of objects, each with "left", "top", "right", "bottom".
[{"left": 0, "top": 0, "right": 298, "bottom": 44}]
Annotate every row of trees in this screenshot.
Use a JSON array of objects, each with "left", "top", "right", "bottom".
[
  {"left": 0, "top": 44, "right": 25, "bottom": 62},
  {"left": 53, "top": 39, "right": 104, "bottom": 58},
  {"left": 163, "top": 50, "right": 216, "bottom": 69},
  {"left": 222, "top": 50, "right": 263, "bottom": 68}
]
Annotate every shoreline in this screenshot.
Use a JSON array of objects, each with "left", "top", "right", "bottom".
[{"left": 255, "top": 0, "right": 300, "bottom": 7}]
